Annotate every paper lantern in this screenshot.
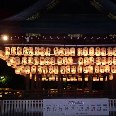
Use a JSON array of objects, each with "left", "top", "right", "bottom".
[
  {"left": 77, "top": 48, "right": 83, "bottom": 56},
  {"left": 100, "top": 65, "right": 105, "bottom": 73},
  {"left": 70, "top": 47, "right": 75, "bottom": 56},
  {"left": 49, "top": 66, "right": 54, "bottom": 74},
  {"left": 71, "top": 65, "right": 76, "bottom": 74},
  {"left": 43, "top": 66, "right": 48, "bottom": 74},
  {"left": 111, "top": 65, "right": 116, "bottom": 73},
  {"left": 23, "top": 47, "right": 29, "bottom": 56},
  {"left": 78, "top": 57, "right": 83, "bottom": 65},
  {"left": 57, "top": 57, "right": 62, "bottom": 65},
  {"left": 37, "top": 66, "right": 42, "bottom": 74},
  {"left": 35, "top": 47, "right": 39, "bottom": 56},
  {"left": 45, "top": 47, "right": 51, "bottom": 56},
  {"left": 96, "top": 57, "right": 101, "bottom": 65},
  {"left": 95, "top": 65, "right": 99, "bottom": 73},
  {"left": 31, "top": 65, "right": 36, "bottom": 74},
  {"left": 60, "top": 66, "right": 65, "bottom": 74},
  {"left": 15, "top": 57, "right": 20, "bottom": 65},
  {"left": 11, "top": 47, "right": 16, "bottom": 56},
  {"left": 108, "top": 57, "right": 112, "bottom": 65},
  {"left": 65, "top": 66, "right": 70, "bottom": 74},
  {"left": 17, "top": 47, "right": 22, "bottom": 56},
  {"left": 83, "top": 47, "right": 88, "bottom": 56},
  {"left": 101, "top": 47, "right": 106, "bottom": 56},
  {"left": 65, "top": 47, "right": 70, "bottom": 56},
  {"left": 89, "top": 47, "right": 94, "bottom": 56},
  {"left": 5, "top": 47, "right": 10, "bottom": 56},
  {"left": 101, "top": 57, "right": 106, "bottom": 65},
  {"left": 105, "top": 65, "right": 110, "bottom": 73},
  {"left": 28, "top": 47, "right": 34, "bottom": 56},
  {"left": 59, "top": 47, "right": 64, "bottom": 56},
  {"left": 40, "top": 57, "right": 45, "bottom": 65},
  {"left": 0, "top": 50, "right": 5, "bottom": 60},
  {"left": 54, "top": 47, "right": 59, "bottom": 56},
  {"left": 107, "top": 47, "right": 112, "bottom": 56},
  {"left": 95, "top": 47, "right": 100, "bottom": 56},
  {"left": 28, "top": 57, "right": 33, "bottom": 65},
  {"left": 50, "top": 57, "right": 55, "bottom": 65},
  {"left": 33, "top": 57, "right": 39, "bottom": 65},
  {"left": 54, "top": 66, "right": 58, "bottom": 74},
  {"left": 113, "top": 47, "right": 116, "bottom": 56},
  {"left": 77, "top": 66, "right": 82, "bottom": 73},
  {"left": 113, "top": 57, "right": 116, "bottom": 65},
  {"left": 67, "top": 57, "right": 73, "bottom": 65},
  {"left": 24, "top": 65, "right": 30, "bottom": 74},
  {"left": 22, "top": 57, "right": 28, "bottom": 65},
  {"left": 63, "top": 57, "right": 68, "bottom": 65}
]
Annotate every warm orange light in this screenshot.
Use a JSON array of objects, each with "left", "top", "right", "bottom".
[{"left": 2, "top": 35, "right": 9, "bottom": 41}]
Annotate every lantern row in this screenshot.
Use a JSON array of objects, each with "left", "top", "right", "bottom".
[
  {"left": 6, "top": 56, "right": 116, "bottom": 66},
  {"left": 5, "top": 47, "right": 116, "bottom": 56},
  {"left": 14, "top": 65, "right": 116, "bottom": 75}
]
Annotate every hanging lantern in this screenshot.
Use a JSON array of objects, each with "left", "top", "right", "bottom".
[
  {"left": 57, "top": 57, "right": 62, "bottom": 65},
  {"left": 84, "top": 57, "right": 89, "bottom": 66},
  {"left": 63, "top": 57, "right": 68, "bottom": 65},
  {"left": 59, "top": 47, "right": 64, "bottom": 56},
  {"left": 24, "top": 65, "right": 30, "bottom": 74},
  {"left": 45, "top": 47, "right": 51, "bottom": 56},
  {"left": 23, "top": 47, "right": 29, "bottom": 56},
  {"left": 31, "top": 65, "right": 36, "bottom": 74},
  {"left": 77, "top": 48, "right": 83, "bottom": 56},
  {"left": 83, "top": 47, "right": 88, "bottom": 56},
  {"left": 70, "top": 47, "right": 75, "bottom": 56},
  {"left": 54, "top": 47, "right": 59, "bottom": 56},
  {"left": 83, "top": 66, "right": 88, "bottom": 73},
  {"left": 17, "top": 47, "right": 22, "bottom": 56},
  {"left": 33, "top": 57, "right": 39, "bottom": 65},
  {"left": 89, "top": 57, "right": 94, "bottom": 65},
  {"left": 113, "top": 57, "right": 116, "bottom": 65},
  {"left": 60, "top": 66, "right": 65, "bottom": 74},
  {"left": 22, "top": 57, "right": 28, "bottom": 65},
  {"left": 96, "top": 57, "right": 101, "bottom": 65},
  {"left": 40, "top": 57, "right": 45, "bottom": 65},
  {"left": 28, "top": 57, "right": 33, "bottom": 65},
  {"left": 35, "top": 47, "right": 39, "bottom": 56},
  {"left": 108, "top": 57, "right": 112, "bottom": 65},
  {"left": 49, "top": 65, "right": 54, "bottom": 74},
  {"left": 28, "top": 47, "right": 34, "bottom": 56},
  {"left": 78, "top": 57, "right": 83, "bottom": 65},
  {"left": 0, "top": 50, "right": 5, "bottom": 60},
  {"left": 65, "top": 47, "right": 70, "bottom": 56},
  {"left": 71, "top": 65, "right": 76, "bottom": 74},
  {"left": 37, "top": 66, "right": 42, "bottom": 74},
  {"left": 50, "top": 57, "right": 55, "bottom": 65},
  {"left": 45, "top": 57, "right": 50, "bottom": 65},
  {"left": 107, "top": 47, "right": 112, "bottom": 56},
  {"left": 100, "top": 65, "right": 105, "bottom": 73},
  {"left": 43, "top": 66, "right": 48, "bottom": 74},
  {"left": 89, "top": 47, "right": 94, "bottom": 56},
  {"left": 65, "top": 66, "right": 70, "bottom": 74},
  {"left": 67, "top": 57, "right": 73, "bottom": 65},
  {"left": 113, "top": 47, "right": 116, "bottom": 56},
  {"left": 77, "top": 66, "right": 82, "bottom": 73},
  {"left": 95, "top": 65, "right": 99, "bottom": 73},
  {"left": 105, "top": 65, "right": 110, "bottom": 73},
  {"left": 54, "top": 66, "right": 58, "bottom": 74},
  {"left": 11, "top": 47, "right": 16, "bottom": 56},
  {"left": 39, "top": 47, "right": 45, "bottom": 56},
  {"left": 5, "top": 47, "right": 10, "bottom": 56},
  {"left": 95, "top": 47, "right": 100, "bottom": 56},
  {"left": 15, "top": 57, "right": 20, "bottom": 65},
  {"left": 88, "top": 65, "right": 93, "bottom": 73},
  {"left": 101, "top": 57, "right": 106, "bottom": 65},
  {"left": 101, "top": 47, "right": 106, "bottom": 56},
  {"left": 111, "top": 65, "right": 116, "bottom": 73}
]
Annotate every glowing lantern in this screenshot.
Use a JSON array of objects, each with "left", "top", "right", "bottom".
[
  {"left": 15, "top": 66, "right": 21, "bottom": 75},
  {"left": 54, "top": 66, "right": 58, "bottom": 74},
  {"left": 38, "top": 66, "right": 42, "bottom": 74},
  {"left": 50, "top": 57, "right": 55, "bottom": 65},
  {"left": 78, "top": 57, "right": 83, "bottom": 65},
  {"left": 39, "top": 47, "right": 45, "bottom": 56},
  {"left": 54, "top": 47, "right": 59, "bottom": 56},
  {"left": 11, "top": 47, "right": 16, "bottom": 56},
  {"left": 40, "top": 57, "right": 45, "bottom": 65},
  {"left": 23, "top": 47, "right": 29, "bottom": 56},
  {"left": 70, "top": 47, "right": 75, "bottom": 56},
  {"left": 22, "top": 57, "right": 28, "bottom": 65},
  {"left": 17, "top": 47, "right": 22, "bottom": 56},
  {"left": 5, "top": 47, "right": 10, "bottom": 56},
  {"left": 15, "top": 57, "right": 20, "bottom": 65},
  {"left": 96, "top": 57, "right": 101, "bottom": 65},
  {"left": 113, "top": 57, "right": 116, "bottom": 65},
  {"left": 59, "top": 47, "right": 64, "bottom": 56},
  {"left": 77, "top": 66, "right": 82, "bottom": 73},
  {"left": 100, "top": 65, "right": 105, "bottom": 73},
  {"left": 83, "top": 66, "right": 88, "bottom": 73},
  {"left": 65, "top": 47, "right": 70, "bottom": 56},
  {"left": 77, "top": 48, "right": 83, "bottom": 56},
  {"left": 24, "top": 65, "right": 30, "bottom": 74},
  {"left": 89, "top": 57, "right": 94, "bottom": 65},
  {"left": 57, "top": 57, "right": 62, "bottom": 65},
  {"left": 88, "top": 65, "right": 93, "bottom": 73},
  {"left": 89, "top": 47, "right": 94, "bottom": 56},
  {"left": 71, "top": 65, "right": 76, "bottom": 74},
  {"left": 28, "top": 47, "right": 34, "bottom": 56},
  {"left": 33, "top": 57, "right": 39, "bottom": 65},
  {"left": 101, "top": 47, "right": 106, "bottom": 56},
  {"left": 63, "top": 57, "right": 68, "bottom": 65},
  {"left": 65, "top": 66, "right": 70, "bottom": 74},
  {"left": 60, "top": 66, "right": 65, "bottom": 74},
  {"left": 101, "top": 57, "right": 106, "bottom": 65},
  {"left": 95, "top": 65, "right": 99, "bottom": 73},
  {"left": 95, "top": 47, "right": 100, "bottom": 56},
  {"left": 31, "top": 65, "right": 36, "bottom": 74},
  {"left": 28, "top": 57, "right": 33, "bottom": 65},
  {"left": 108, "top": 57, "right": 112, "bottom": 65},
  {"left": 83, "top": 47, "right": 88, "bottom": 56},
  {"left": 43, "top": 66, "right": 48, "bottom": 74},
  {"left": 84, "top": 57, "right": 89, "bottom": 66},
  {"left": 113, "top": 47, "right": 116, "bottom": 56},
  {"left": 45, "top": 47, "right": 51, "bottom": 56},
  {"left": 0, "top": 50, "right": 5, "bottom": 60},
  {"left": 35, "top": 47, "right": 39, "bottom": 56},
  {"left": 49, "top": 66, "right": 54, "bottom": 74},
  {"left": 105, "top": 65, "right": 110, "bottom": 73},
  {"left": 67, "top": 57, "right": 73, "bottom": 65},
  {"left": 111, "top": 65, "right": 116, "bottom": 73},
  {"left": 107, "top": 47, "right": 112, "bottom": 56},
  {"left": 45, "top": 57, "right": 50, "bottom": 65}
]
